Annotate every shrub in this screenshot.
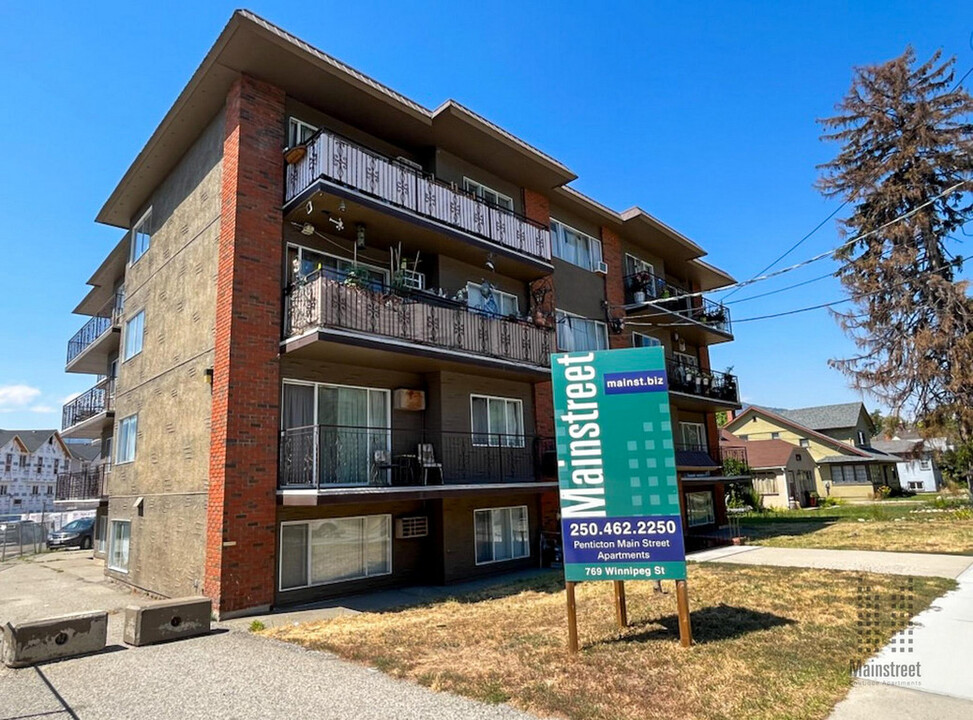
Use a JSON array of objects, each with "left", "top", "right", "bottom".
[
  {"left": 249, "top": 620, "right": 266, "bottom": 632},
  {"left": 818, "top": 496, "right": 845, "bottom": 508},
  {"left": 874, "top": 485, "right": 893, "bottom": 500}
]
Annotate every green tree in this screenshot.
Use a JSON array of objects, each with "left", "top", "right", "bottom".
[{"left": 817, "top": 48, "right": 973, "bottom": 444}]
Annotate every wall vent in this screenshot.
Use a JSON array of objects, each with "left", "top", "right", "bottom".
[{"left": 396, "top": 516, "right": 429, "bottom": 539}]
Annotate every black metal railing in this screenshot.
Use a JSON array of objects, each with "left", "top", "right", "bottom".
[
  {"left": 279, "top": 424, "right": 555, "bottom": 490},
  {"left": 55, "top": 467, "right": 106, "bottom": 501},
  {"left": 285, "top": 128, "right": 551, "bottom": 261},
  {"left": 623, "top": 272, "right": 732, "bottom": 335},
  {"left": 285, "top": 272, "right": 553, "bottom": 369},
  {"left": 66, "top": 292, "right": 125, "bottom": 365},
  {"left": 62, "top": 379, "right": 115, "bottom": 430},
  {"left": 666, "top": 357, "right": 739, "bottom": 404}
]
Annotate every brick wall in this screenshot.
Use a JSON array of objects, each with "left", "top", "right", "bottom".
[
  {"left": 523, "top": 188, "right": 555, "bottom": 441},
  {"left": 205, "top": 74, "right": 285, "bottom": 616},
  {"left": 601, "top": 225, "right": 629, "bottom": 350}
]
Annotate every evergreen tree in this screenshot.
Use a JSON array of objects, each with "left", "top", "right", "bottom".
[{"left": 817, "top": 48, "right": 973, "bottom": 441}]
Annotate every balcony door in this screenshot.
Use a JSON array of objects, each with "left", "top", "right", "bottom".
[{"left": 282, "top": 381, "right": 390, "bottom": 487}]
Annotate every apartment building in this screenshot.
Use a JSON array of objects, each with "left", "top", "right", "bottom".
[
  {"left": 0, "top": 430, "right": 72, "bottom": 516},
  {"left": 61, "top": 10, "right": 743, "bottom": 617}
]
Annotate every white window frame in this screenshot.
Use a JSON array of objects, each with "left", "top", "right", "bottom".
[
  {"left": 116, "top": 414, "right": 138, "bottom": 465},
  {"left": 673, "top": 351, "right": 699, "bottom": 367},
  {"left": 686, "top": 491, "right": 716, "bottom": 528},
  {"left": 470, "top": 395, "right": 524, "bottom": 448},
  {"left": 130, "top": 209, "right": 152, "bottom": 264},
  {"left": 550, "top": 219, "right": 603, "bottom": 271},
  {"left": 632, "top": 332, "right": 661, "bottom": 348},
  {"left": 288, "top": 117, "right": 319, "bottom": 147},
  {"left": 287, "top": 243, "right": 389, "bottom": 287},
  {"left": 462, "top": 177, "right": 513, "bottom": 210},
  {"left": 474, "top": 506, "right": 530, "bottom": 565},
  {"left": 555, "top": 309, "right": 608, "bottom": 353},
  {"left": 680, "top": 422, "right": 707, "bottom": 450},
  {"left": 108, "top": 520, "right": 131, "bottom": 573},
  {"left": 466, "top": 282, "right": 519, "bottom": 317},
  {"left": 799, "top": 438, "right": 810, "bottom": 448},
  {"left": 123, "top": 310, "right": 145, "bottom": 361},
  {"left": 278, "top": 515, "right": 392, "bottom": 591}
]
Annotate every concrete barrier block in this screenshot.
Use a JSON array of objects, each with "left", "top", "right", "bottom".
[
  {"left": 123, "top": 597, "right": 212, "bottom": 647},
  {"left": 2, "top": 611, "right": 108, "bottom": 668}
]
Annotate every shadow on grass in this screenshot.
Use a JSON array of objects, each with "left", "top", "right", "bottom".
[
  {"left": 741, "top": 519, "right": 838, "bottom": 543},
  {"left": 594, "top": 604, "right": 795, "bottom": 647}
]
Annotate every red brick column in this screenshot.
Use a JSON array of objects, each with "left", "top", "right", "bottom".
[
  {"left": 205, "top": 74, "right": 285, "bottom": 616},
  {"left": 601, "top": 225, "right": 629, "bottom": 349},
  {"left": 523, "top": 189, "right": 556, "bottom": 441}
]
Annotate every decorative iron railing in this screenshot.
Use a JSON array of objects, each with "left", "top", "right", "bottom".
[
  {"left": 62, "top": 379, "right": 115, "bottom": 430},
  {"left": 66, "top": 292, "right": 125, "bottom": 365},
  {"left": 623, "top": 272, "right": 732, "bottom": 335},
  {"left": 55, "top": 467, "right": 106, "bottom": 501},
  {"left": 279, "top": 424, "right": 555, "bottom": 490},
  {"left": 666, "top": 357, "right": 739, "bottom": 404},
  {"left": 285, "top": 272, "right": 554, "bottom": 369},
  {"left": 285, "top": 129, "right": 551, "bottom": 262}
]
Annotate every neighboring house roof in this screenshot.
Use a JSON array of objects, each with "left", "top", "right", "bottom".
[
  {"left": 725, "top": 406, "right": 881, "bottom": 460},
  {"left": 67, "top": 442, "right": 102, "bottom": 463},
  {"left": 741, "top": 440, "right": 801, "bottom": 470},
  {"left": 675, "top": 449, "right": 720, "bottom": 471},
  {"left": 778, "top": 402, "right": 869, "bottom": 432},
  {"left": 872, "top": 439, "right": 922, "bottom": 456},
  {"left": 0, "top": 429, "right": 62, "bottom": 454}
]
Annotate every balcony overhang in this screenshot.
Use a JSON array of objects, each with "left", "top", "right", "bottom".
[
  {"left": 278, "top": 481, "right": 558, "bottom": 506},
  {"left": 74, "top": 235, "right": 128, "bottom": 315},
  {"left": 282, "top": 328, "right": 551, "bottom": 383},
  {"left": 62, "top": 412, "right": 114, "bottom": 440},
  {"left": 624, "top": 304, "right": 733, "bottom": 346},
  {"left": 669, "top": 390, "right": 741, "bottom": 413},
  {"left": 284, "top": 182, "right": 553, "bottom": 281},
  {"left": 65, "top": 328, "right": 120, "bottom": 375}
]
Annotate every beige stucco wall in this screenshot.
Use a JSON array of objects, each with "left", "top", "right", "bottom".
[{"left": 105, "top": 109, "right": 224, "bottom": 596}]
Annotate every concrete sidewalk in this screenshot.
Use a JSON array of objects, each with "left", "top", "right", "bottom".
[
  {"left": 689, "top": 544, "right": 973, "bottom": 578},
  {"left": 0, "top": 553, "right": 539, "bottom": 720}
]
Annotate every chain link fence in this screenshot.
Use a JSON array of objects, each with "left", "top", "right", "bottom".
[{"left": 0, "top": 520, "right": 52, "bottom": 562}]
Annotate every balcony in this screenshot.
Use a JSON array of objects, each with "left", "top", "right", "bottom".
[
  {"left": 666, "top": 357, "right": 740, "bottom": 411},
  {"left": 284, "top": 129, "right": 551, "bottom": 275},
  {"left": 279, "top": 425, "right": 555, "bottom": 499},
  {"left": 62, "top": 379, "right": 115, "bottom": 439},
  {"left": 675, "top": 444, "right": 750, "bottom": 475},
  {"left": 65, "top": 292, "right": 124, "bottom": 374},
  {"left": 283, "top": 272, "right": 554, "bottom": 379},
  {"left": 55, "top": 467, "right": 107, "bottom": 503},
  {"left": 623, "top": 272, "right": 732, "bottom": 345}
]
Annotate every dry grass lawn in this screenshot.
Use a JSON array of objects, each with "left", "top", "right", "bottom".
[
  {"left": 748, "top": 514, "right": 973, "bottom": 554},
  {"left": 265, "top": 565, "right": 953, "bottom": 720}
]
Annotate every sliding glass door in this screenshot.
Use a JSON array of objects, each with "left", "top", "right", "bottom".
[{"left": 282, "top": 381, "right": 390, "bottom": 486}]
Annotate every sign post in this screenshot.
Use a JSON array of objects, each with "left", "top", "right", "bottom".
[{"left": 551, "top": 346, "right": 690, "bottom": 651}]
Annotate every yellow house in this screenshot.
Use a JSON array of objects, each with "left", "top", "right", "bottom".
[
  {"left": 724, "top": 403, "right": 901, "bottom": 501},
  {"left": 721, "top": 431, "right": 817, "bottom": 508}
]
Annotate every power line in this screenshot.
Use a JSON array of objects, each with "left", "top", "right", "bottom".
[{"left": 724, "top": 268, "right": 838, "bottom": 305}]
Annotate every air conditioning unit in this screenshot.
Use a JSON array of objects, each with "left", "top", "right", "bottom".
[
  {"left": 397, "top": 269, "right": 425, "bottom": 290},
  {"left": 595, "top": 261, "right": 609, "bottom": 274},
  {"left": 396, "top": 516, "right": 429, "bottom": 539}
]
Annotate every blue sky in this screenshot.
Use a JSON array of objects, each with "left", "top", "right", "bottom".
[{"left": 0, "top": 1, "right": 969, "bottom": 429}]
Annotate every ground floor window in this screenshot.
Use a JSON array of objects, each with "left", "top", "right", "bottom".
[
  {"left": 474, "top": 506, "right": 529, "bottom": 564},
  {"left": 108, "top": 520, "right": 130, "bottom": 572},
  {"left": 831, "top": 464, "right": 869, "bottom": 484},
  {"left": 908, "top": 481, "right": 924, "bottom": 491},
  {"left": 753, "top": 474, "right": 777, "bottom": 496},
  {"left": 686, "top": 491, "right": 715, "bottom": 527},
  {"left": 279, "top": 515, "right": 392, "bottom": 590}
]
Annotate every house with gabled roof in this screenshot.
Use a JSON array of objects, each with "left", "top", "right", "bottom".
[
  {"left": 0, "top": 429, "right": 73, "bottom": 516},
  {"left": 720, "top": 430, "right": 816, "bottom": 508},
  {"left": 724, "top": 403, "right": 901, "bottom": 500}
]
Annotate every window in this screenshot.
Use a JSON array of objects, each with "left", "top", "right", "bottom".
[
  {"left": 288, "top": 117, "right": 318, "bottom": 147},
  {"left": 4, "top": 454, "right": 11, "bottom": 472},
  {"left": 550, "top": 219, "right": 602, "bottom": 271},
  {"left": 555, "top": 310, "right": 608, "bottom": 352},
  {"left": 36, "top": 458, "right": 43, "bottom": 473},
  {"left": 130, "top": 210, "right": 152, "bottom": 264},
  {"left": 19, "top": 454, "right": 26, "bottom": 468},
  {"left": 96, "top": 516, "right": 107, "bottom": 554},
  {"left": 738, "top": 434, "right": 749, "bottom": 442},
  {"left": 856, "top": 431, "right": 868, "bottom": 447},
  {"left": 908, "top": 481, "right": 923, "bottom": 490},
  {"left": 46, "top": 486, "right": 53, "bottom": 495},
  {"left": 771, "top": 432, "right": 781, "bottom": 440},
  {"left": 919, "top": 458, "right": 932, "bottom": 471},
  {"left": 474, "top": 506, "right": 529, "bottom": 564},
  {"left": 624, "top": 254, "right": 657, "bottom": 297},
  {"left": 680, "top": 422, "right": 707, "bottom": 451},
  {"left": 832, "top": 464, "right": 870, "bottom": 485},
  {"left": 632, "top": 332, "right": 661, "bottom": 348},
  {"left": 753, "top": 474, "right": 777, "bottom": 495},
  {"left": 116, "top": 415, "right": 138, "bottom": 464},
  {"left": 0, "top": 485, "right": 6, "bottom": 495},
  {"left": 466, "top": 282, "right": 519, "bottom": 317},
  {"left": 673, "top": 351, "right": 699, "bottom": 368},
  {"left": 108, "top": 520, "right": 131, "bottom": 572},
  {"left": 287, "top": 245, "right": 388, "bottom": 290},
  {"left": 686, "top": 491, "right": 715, "bottom": 527},
  {"left": 463, "top": 178, "right": 513, "bottom": 210},
  {"left": 31, "top": 486, "right": 39, "bottom": 495},
  {"left": 471, "top": 395, "right": 524, "bottom": 447},
  {"left": 279, "top": 515, "right": 391, "bottom": 590},
  {"left": 799, "top": 438, "right": 810, "bottom": 448},
  {"left": 53, "top": 459, "right": 59, "bottom": 474},
  {"left": 123, "top": 311, "right": 145, "bottom": 360}
]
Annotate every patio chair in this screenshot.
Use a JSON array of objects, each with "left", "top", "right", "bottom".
[
  {"left": 370, "top": 449, "right": 394, "bottom": 486},
  {"left": 417, "top": 443, "right": 443, "bottom": 485}
]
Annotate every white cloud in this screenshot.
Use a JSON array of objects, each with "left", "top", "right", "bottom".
[
  {"left": 0, "top": 384, "right": 41, "bottom": 410},
  {"left": 30, "top": 405, "right": 56, "bottom": 414}
]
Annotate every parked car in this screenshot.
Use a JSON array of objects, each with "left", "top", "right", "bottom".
[{"left": 47, "top": 517, "right": 95, "bottom": 550}]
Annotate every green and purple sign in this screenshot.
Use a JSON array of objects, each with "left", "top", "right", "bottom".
[{"left": 551, "top": 346, "right": 686, "bottom": 582}]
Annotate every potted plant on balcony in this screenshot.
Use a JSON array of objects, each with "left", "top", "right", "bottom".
[
  {"left": 631, "top": 270, "right": 654, "bottom": 304},
  {"left": 703, "top": 305, "right": 727, "bottom": 327}
]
